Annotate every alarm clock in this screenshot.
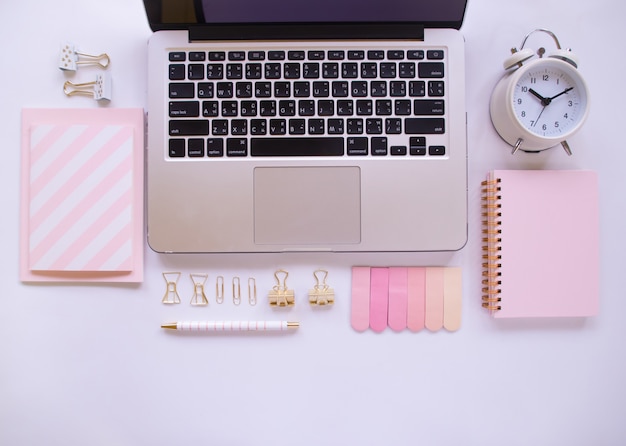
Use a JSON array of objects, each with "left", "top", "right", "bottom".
[{"left": 489, "top": 29, "right": 590, "bottom": 155}]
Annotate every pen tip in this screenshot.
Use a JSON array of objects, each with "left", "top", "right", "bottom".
[
  {"left": 287, "top": 322, "right": 299, "bottom": 329},
  {"left": 161, "top": 323, "right": 177, "bottom": 330}
]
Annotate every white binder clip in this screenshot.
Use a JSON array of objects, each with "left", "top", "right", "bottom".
[
  {"left": 63, "top": 74, "right": 112, "bottom": 101},
  {"left": 59, "top": 42, "right": 110, "bottom": 71}
]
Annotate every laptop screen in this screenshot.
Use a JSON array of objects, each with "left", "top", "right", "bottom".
[{"left": 144, "top": 0, "right": 468, "bottom": 31}]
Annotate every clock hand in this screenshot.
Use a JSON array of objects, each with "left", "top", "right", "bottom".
[
  {"left": 548, "top": 87, "right": 574, "bottom": 101},
  {"left": 529, "top": 88, "right": 547, "bottom": 103},
  {"left": 532, "top": 105, "right": 547, "bottom": 127}
]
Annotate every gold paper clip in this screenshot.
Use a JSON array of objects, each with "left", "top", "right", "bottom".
[
  {"left": 63, "top": 74, "right": 112, "bottom": 102},
  {"left": 216, "top": 276, "right": 225, "bottom": 304},
  {"left": 268, "top": 269, "right": 295, "bottom": 307},
  {"left": 232, "top": 277, "right": 241, "bottom": 305},
  {"left": 308, "top": 269, "right": 335, "bottom": 306},
  {"left": 162, "top": 272, "right": 181, "bottom": 304},
  {"left": 248, "top": 277, "right": 257, "bottom": 306},
  {"left": 190, "top": 273, "right": 209, "bottom": 306},
  {"left": 59, "top": 42, "right": 110, "bottom": 71}
]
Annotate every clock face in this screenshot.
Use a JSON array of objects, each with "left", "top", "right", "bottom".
[{"left": 512, "top": 60, "right": 588, "bottom": 138}]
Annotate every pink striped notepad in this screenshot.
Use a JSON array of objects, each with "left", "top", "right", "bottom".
[{"left": 20, "top": 108, "right": 144, "bottom": 282}]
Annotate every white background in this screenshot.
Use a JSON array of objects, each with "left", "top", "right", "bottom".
[{"left": 1, "top": 0, "right": 625, "bottom": 444}]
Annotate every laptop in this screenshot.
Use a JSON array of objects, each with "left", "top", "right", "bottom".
[{"left": 143, "top": 0, "right": 468, "bottom": 253}]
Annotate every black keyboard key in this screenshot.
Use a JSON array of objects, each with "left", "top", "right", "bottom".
[
  {"left": 308, "top": 119, "right": 325, "bottom": 134},
  {"left": 328, "top": 50, "right": 345, "bottom": 60},
  {"left": 418, "top": 62, "right": 444, "bottom": 78},
  {"left": 227, "top": 138, "right": 248, "bottom": 156},
  {"left": 255, "top": 82, "right": 272, "bottom": 98},
  {"left": 240, "top": 100, "right": 257, "bottom": 116},
  {"left": 197, "top": 83, "right": 214, "bottom": 98},
  {"left": 410, "top": 137, "right": 426, "bottom": 155},
  {"left": 391, "top": 146, "right": 407, "bottom": 155},
  {"left": 284, "top": 63, "right": 301, "bottom": 79},
  {"left": 169, "top": 139, "right": 185, "bottom": 157},
  {"left": 371, "top": 137, "right": 388, "bottom": 155},
  {"left": 207, "top": 139, "right": 224, "bottom": 157},
  {"left": 207, "top": 64, "right": 224, "bottom": 79},
  {"left": 303, "top": 63, "right": 320, "bottom": 79},
  {"left": 202, "top": 101, "right": 218, "bottom": 117},
  {"left": 216, "top": 82, "right": 233, "bottom": 98},
  {"left": 428, "top": 81, "right": 445, "bottom": 97},
  {"left": 337, "top": 100, "right": 353, "bottom": 116},
  {"left": 248, "top": 51, "right": 265, "bottom": 61},
  {"left": 188, "top": 138, "right": 205, "bottom": 157},
  {"left": 269, "top": 119, "right": 286, "bottom": 135},
  {"left": 209, "top": 51, "right": 226, "bottom": 61},
  {"left": 356, "top": 100, "right": 373, "bottom": 116},
  {"left": 387, "top": 50, "right": 404, "bottom": 60},
  {"left": 236, "top": 82, "right": 253, "bottom": 98},
  {"left": 322, "top": 62, "right": 339, "bottom": 78},
  {"left": 348, "top": 50, "right": 365, "bottom": 60},
  {"left": 429, "top": 145, "right": 446, "bottom": 156},
  {"left": 189, "top": 52, "right": 206, "bottom": 61},
  {"left": 169, "top": 52, "right": 186, "bottom": 62},
  {"left": 289, "top": 119, "right": 306, "bottom": 135},
  {"left": 279, "top": 100, "right": 296, "bottom": 116},
  {"left": 308, "top": 50, "right": 325, "bottom": 60},
  {"left": 370, "top": 81, "right": 387, "bottom": 97},
  {"left": 328, "top": 118, "right": 344, "bottom": 134},
  {"left": 265, "top": 63, "right": 281, "bottom": 79},
  {"left": 288, "top": 51, "right": 306, "bottom": 60},
  {"left": 260, "top": 100, "right": 276, "bottom": 116},
  {"left": 231, "top": 119, "right": 247, "bottom": 135},
  {"left": 407, "top": 50, "right": 425, "bottom": 60},
  {"left": 221, "top": 101, "right": 238, "bottom": 116},
  {"left": 298, "top": 100, "right": 315, "bottom": 116},
  {"left": 268, "top": 51, "right": 285, "bottom": 60},
  {"left": 251, "top": 137, "right": 344, "bottom": 156},
  {"left": 332, "top": 81, "right": 349, "bottom": 97},
  {"left": 347, "top": 118, "right": 363, "bottom": 134},
  {"left": 367, "top": 50, "right": 385, "bottom": 60},
  {"left": 427, "top": 50, "right": 445, "bottom": 60},
  {"left": 380, "top": 63, "right": 396, "bottom": 78},
  {"left": 188, "top": 64, "right": 204, "bottom": 80},
  {"left": 169, "top": 101, "right": 200, "bottom": 117},
  {"left": 312, "top": 81, "right": 329, "bottom": 97},
  {"left": 226, "top": 63, "right": 243, "bottom": 79},
  {"left": 385, "top": 118, "right": 402, "bottom": 134},
  {"left": 390, "top": 81, "right": 407, "bottom": 97},
  {"left": 366, "top": 118, "right": 383, "bottom": 134},
  {"left": 395, "top": 99, "right": 411, "bottom": 115},
  {"left": 351, "top": 81, "right": 368, "bottom": 97},
  {"left": 246, "top": 63, "right": 262, "bottom": 79},
  {"left": 318, "top": 100, "right": 334, "bottom": 116},
  {"left": 169, "top": 83, "right": 194, "bottom": 98},
  {"left": 361, "top": 63, "right": 377, "bottom": 78},
  {"left": 250, "top": 119, "right": 267, "bottom": 135},
  {"left": 212, "top": 120, "right": 228, "bottom": 135},
  {"left": 409, "top": 81, "right": 426, "bottom": 97},
  {"left": 347, "top": 137, "right": 368, "bottom": 155},
  {"left": 405, "top": 118, "right": 445, "bottom": 134},
  {"left": 169, "top": 64, "right": 185, "bottom": 80},
  {"left": 413, "top": 100, "right": 445, "bottom": 115},
  {"left": 342, "top": 63, "right": 359, "bottom": 78},
  {"left": 375, "top": 100, "right": 392, "bottom": 116},
  {"left": 169, "top": 120, "right": 209, "bottom": 136},
  {"left": 229, "top": 51, "right": 246, "bottom": 61},
  {"left": 399, "top": 62, "right": 416, "bottom": 78}
]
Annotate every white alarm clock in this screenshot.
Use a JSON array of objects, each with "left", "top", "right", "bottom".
[{"left": 489, "top": 29, "right": 590, "bottom": 155}]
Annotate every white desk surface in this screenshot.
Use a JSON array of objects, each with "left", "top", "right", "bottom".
[{"left": 2, "top": 0, "right": 625, "bottom": 444}]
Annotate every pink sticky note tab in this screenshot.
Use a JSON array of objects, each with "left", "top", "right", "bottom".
[
  {"left": 425, "top": 267, "right": 444, "bottom": 331},
  {"left": 407, "top": 267, "right": 426, "bottom": 332},
  {"left": 351, "top": 267, "right": 371, "bottom": 332},
  {"left": 388, "top": 267, "right": 408, "bottom": 331},
  {"left": 369, "top": 267, "right": 389, "bottom": 333},
  {"left": 443, "top": 267, "right": 462, "bottom": 331}
]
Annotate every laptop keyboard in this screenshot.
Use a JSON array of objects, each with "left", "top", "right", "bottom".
[{"left": 167, "top": 47, "right": 447, "bottom": 158}]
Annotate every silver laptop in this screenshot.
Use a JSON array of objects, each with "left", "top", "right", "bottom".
[{"left": 144, "top": 0, "right": 468, "bottom": 253}]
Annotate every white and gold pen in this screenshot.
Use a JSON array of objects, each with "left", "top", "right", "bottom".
[{"left": 161, "top": 320, "right": 299, "bottom": 332}]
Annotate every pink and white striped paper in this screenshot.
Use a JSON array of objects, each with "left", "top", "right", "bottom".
[{"left": 20, "top": 108, "right": 144, "bottom": 282}]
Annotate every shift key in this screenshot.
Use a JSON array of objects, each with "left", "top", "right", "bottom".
[
  {"left": 405, "top": 118, "right": 445, "bottom": 134},
  {"left": 169, "top": 120, "right": 210, "bottom": 136}
]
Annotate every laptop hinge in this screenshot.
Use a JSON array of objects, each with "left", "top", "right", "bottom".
[{"left": 188, "top": 23, "right": 425, "bottom": 42}]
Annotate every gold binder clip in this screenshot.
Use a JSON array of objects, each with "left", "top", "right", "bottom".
[
  {"left": 63, "top": 74, "right": 112, "bottom": 102},
  {"left": 268, "top": 269, "right": 295, "bottom": 307},
  {"left": 248, "top": 277, "right": 257, "bottom": 306},
  {"left": 216, "top": 276, "right": 225, "bottom": 304},
  {"left": 232, "top": 276, "right": 241, "bottom": 305},
  {"left": 190, "top": 273, "right": 209, "bottom": 306},
  {"left": 308, "top": 269, "right": 335, "bottom": 306},
  {"left": 162, "top": 272, "right": 181, "bottom": 304},
  {"left": 59, "top": 42, "right": 111, "bottom": 71}
]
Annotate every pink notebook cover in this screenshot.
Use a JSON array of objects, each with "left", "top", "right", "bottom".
[
  {"left": 20, "top": 108, "right": 144, "bottom": 283},
  {"left": 486, "top": 170, "right": 599, "bottom": 318}
]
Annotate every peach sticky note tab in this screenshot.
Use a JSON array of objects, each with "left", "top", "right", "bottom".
[
  {"left": 351, "top": 267, "right": 371, "bottom": 332},
  {"left": 425, "top": 267, "right": 444, "bottom": 331},
  {"left": 443, "top": 267, "right": 462, "bottom": 331},
  {"left": 369, "top": 267, "right": 389, "bottom": 333},
  {"left": 388, "top": 267, "right": 408, "bottom": 331},
  {"left": 407, "top": 267, "right": 426, "bottom": 332}
]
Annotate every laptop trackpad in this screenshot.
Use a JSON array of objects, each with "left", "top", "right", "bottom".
[{"left": 254, "top": 166, "right": 361, "bottom": 245}]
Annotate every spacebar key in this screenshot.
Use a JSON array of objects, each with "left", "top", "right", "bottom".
[{"left": 251, "top": 137, "right": 344, "bottom": 156}]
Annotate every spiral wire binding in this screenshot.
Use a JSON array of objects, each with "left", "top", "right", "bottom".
[{"left": 481, "top": 177, "right": 503, "bottom": 311}]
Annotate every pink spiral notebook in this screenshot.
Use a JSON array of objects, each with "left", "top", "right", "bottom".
[
  {"left": 19, "top": 108, "right": 144, "bottom": 283},
  {"left": 481, "top": 170, "right": 600, "bottom": 317}
]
